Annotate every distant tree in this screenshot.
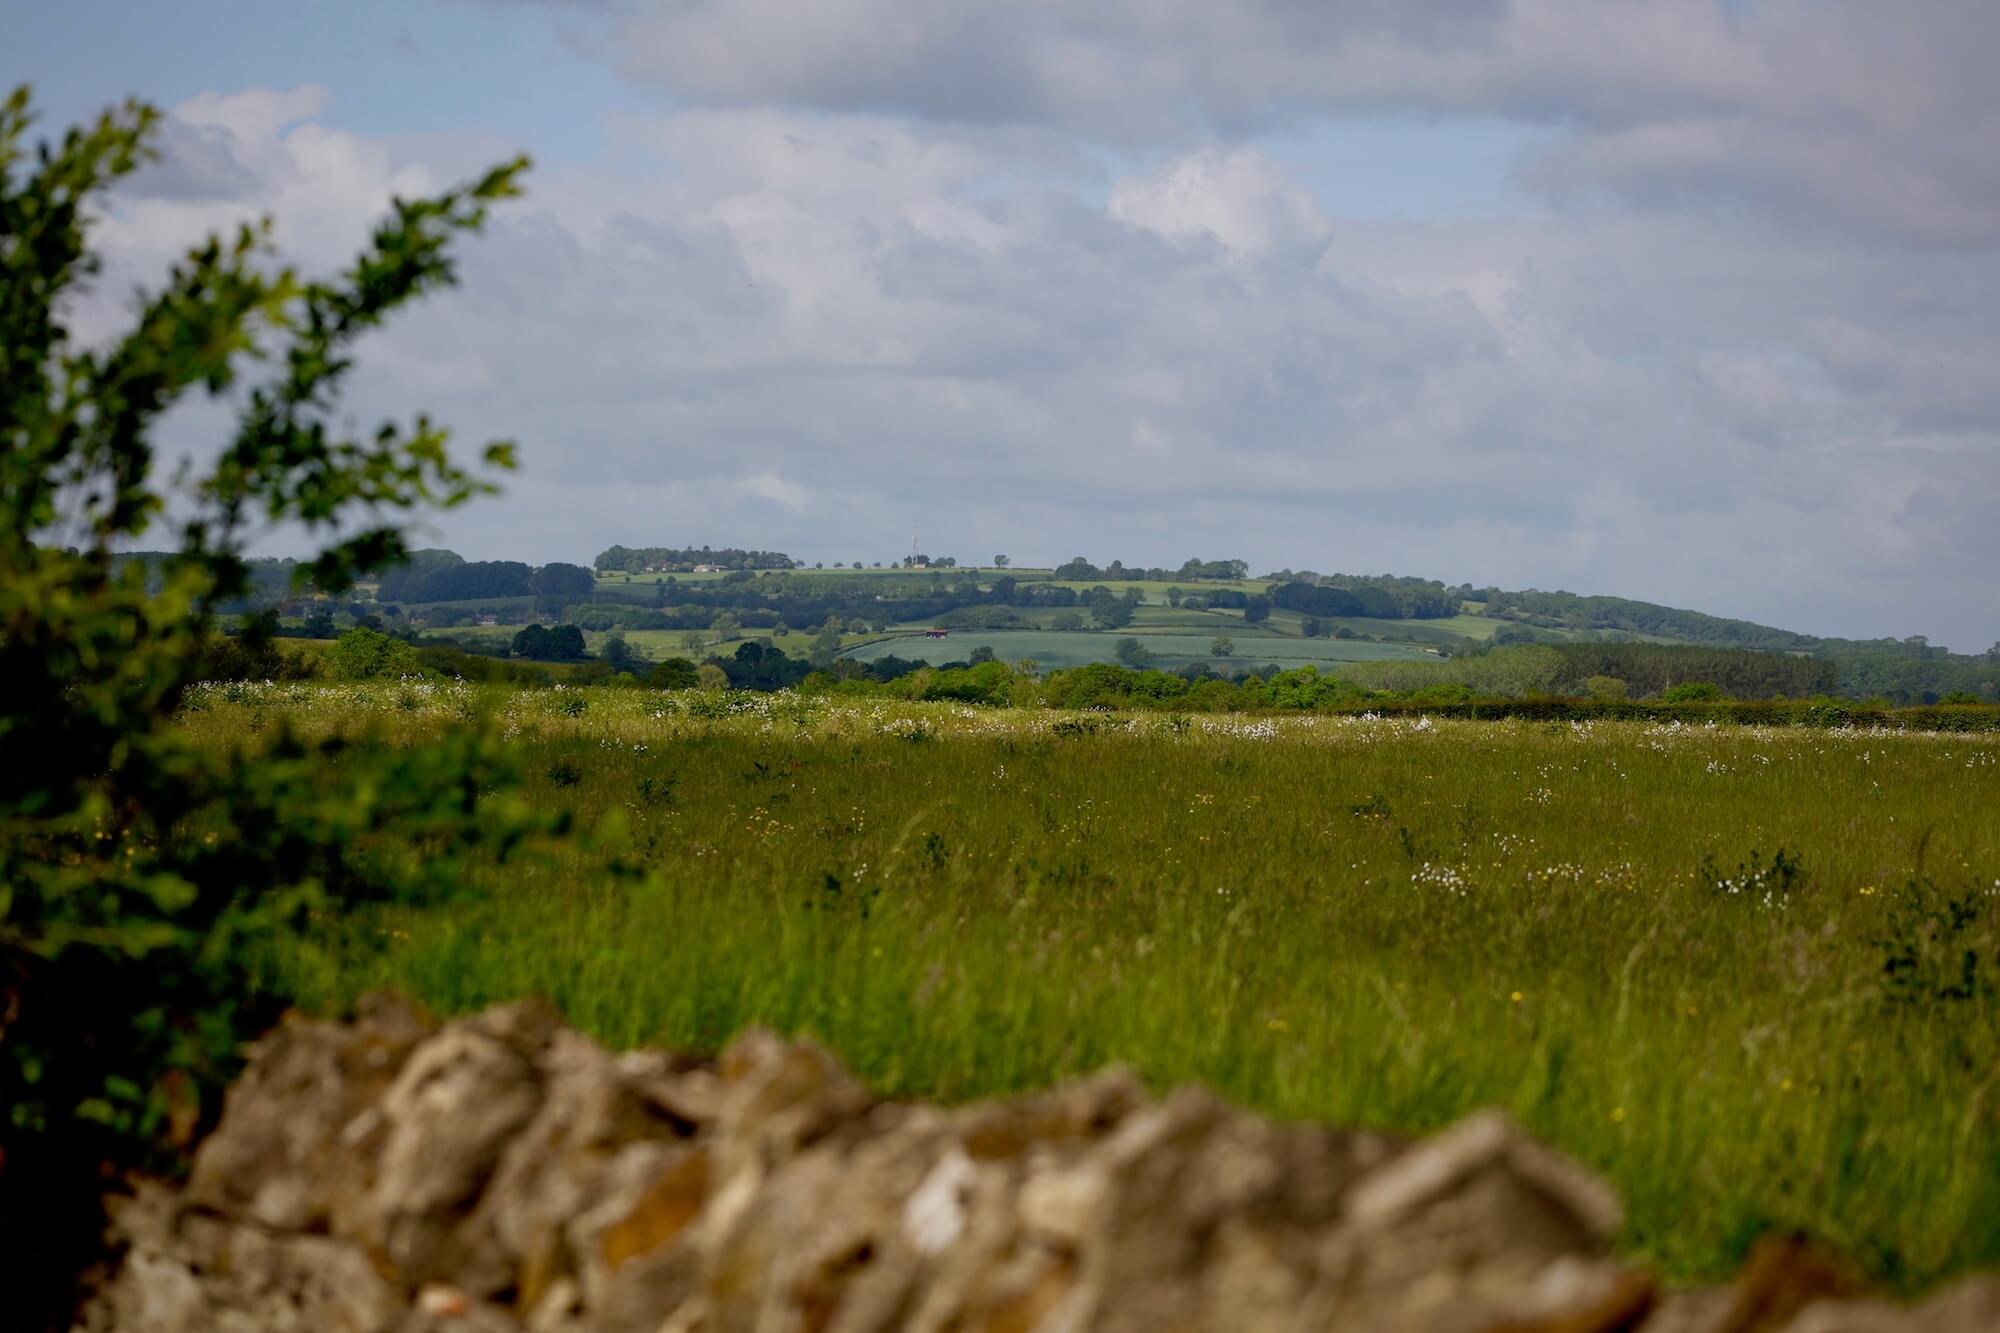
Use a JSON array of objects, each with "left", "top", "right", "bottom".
[
  {"left": 710, "top": 610, "right": 741, "bottom": 642},
  {"left": 696, "top": 662, "right": 730, "bottom": 690},
  {"left": 1662, "top": 681, "right": 1725, "bottom": 702},
  {"left": 852, "top": 561, "right": 864, "bottom": 569},
  {"left": 1086, "top": 586, "right": 1135, "bottom": 630},
  {"left": 1243, "top": 595, "right": 1271, "bottom": 624},
  {"left": 511, "top": 624, "right": 552, "bottom": 659},
  {"left": 647, "top": 657, "right": 698, "bottom": 689},
  {"left": 303, "top": 610, "right": 337, "bottom": 639},
  {"left": 549, "top": 624, "right": 587, "bottom": 660},
  {"left": 1165, "top": 586, "right": 1185, "bottom": 609},
  {"left": 993, "top": 554, "right": 1009, "bottom": 568},
  {"left": 1054, "top": 556, "right": 1099, "bottom": 579},
  {"left": 1210, "top": 635, "right": 1235, "bottom": 658},
  {"left": 1301, "top": 616, "right": 1324, "bottom": 638},
  {"left": 968, "top": 644, "right": 997, "bottom": 664},
  {"left": 600, "top": 634, "right": 638, "bottom": 668},
  {"left": 1115, "top": 637, "right": 1155, "bottom": 668},
  {"left": 1051, "top": 611, "right": 1085, "bottom": 631},
  {"left": 810, "top": 617, "right": 845, "bottom": 669}
]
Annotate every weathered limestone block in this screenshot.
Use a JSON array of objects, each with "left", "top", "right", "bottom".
[
  {"left": 455, "top": 1028, "right": 714, "bottom": 1307},
  {"left": 183, "top": 991, "right": 434, "bottom": 1231},
  {"left": 77, "top": 1185, "right": 401, "bottom": 1333},
  {"left": 1303, "top": 1109, "right": 1643, "bottom": 1333},
  {"left": 334, "top": 1000, "right": 559, "bottom": 1288}
]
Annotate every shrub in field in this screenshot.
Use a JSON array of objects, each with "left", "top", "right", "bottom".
[
  {"left": 1583, "top": 675, "right": 1629, "bottom": 701},
  {"left": 0, "top": 88, "right": 549, "bottom": 1326},
  {"left": 1876, "top": 879, "right": 1996, "bottom": 1010},
  {"left": 1699, "top": 848, "right": 1805, "bottom": 906},
  {"left": 1663, "top": 680, "right": 1727, "bottom": 702},
  {"left": 326, "top": 626, "right": 427, "bottom": 680},
  {"left": 195, "top": 625, "right": 323, "bottom": 683}
]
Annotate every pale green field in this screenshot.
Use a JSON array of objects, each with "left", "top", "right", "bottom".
[
  {"left": 593, "top": 571, "right": 731, "bottom": 588},
  {"left": 1030, "top": 577, "right": 1272, "bottom": 598}
]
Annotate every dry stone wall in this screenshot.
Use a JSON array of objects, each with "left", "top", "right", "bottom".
[{"left": 75, "top": 996, "right": 2000, "bottom": 1333}]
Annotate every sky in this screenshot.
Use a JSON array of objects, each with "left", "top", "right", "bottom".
[{"left": 10, "top": 0, "right": 1999, "bottom": 649}]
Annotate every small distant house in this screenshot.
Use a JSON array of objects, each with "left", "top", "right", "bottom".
[
  {"left": 478, "top": 614, "right": 498, "bottom": 627},
  {"left": 692, "top": 563, "right": 724, "bottom": 573},
  {"left": 924, "top": 628, "right": 950, "bottom": 639}
]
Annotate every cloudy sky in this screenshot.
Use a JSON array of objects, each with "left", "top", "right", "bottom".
[{"left": 15, "top": 0, "right": 1999, "bottom": 647}]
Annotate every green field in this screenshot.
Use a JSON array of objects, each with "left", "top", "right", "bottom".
[
  {"left": 190, "top": 683, "right": 2000, "bottom": 1291},
  {"left": 846, "top": 630, "right": 1439, "bottom": 669}
]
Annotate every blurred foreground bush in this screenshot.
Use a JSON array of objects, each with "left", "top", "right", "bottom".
[{"left": 0, "top": 86, "right": 552, "bottom": 1327}]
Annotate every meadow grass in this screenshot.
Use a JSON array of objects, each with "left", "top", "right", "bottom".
[{"left": 183, "top": 683, "right": 2000, "bottom": 1289}]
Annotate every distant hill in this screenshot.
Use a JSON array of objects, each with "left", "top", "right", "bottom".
[
  {"left": 1470, "top": 587, "right": 1818, "bottom": 651},
  {"left": 334, "top": 547, "right": 2000, "bottom": 702}
]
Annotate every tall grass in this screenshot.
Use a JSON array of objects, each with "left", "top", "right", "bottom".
[{"left": 186, "top": 684, "right": 2000, "bottom": 1288}]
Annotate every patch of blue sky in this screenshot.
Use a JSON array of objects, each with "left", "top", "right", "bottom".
[
  {"left": 1253, "top": 114, "right": 1558, "bottom": 222},
  {"left": 5, "top": 0, "right": 645, "bottom": 166}
]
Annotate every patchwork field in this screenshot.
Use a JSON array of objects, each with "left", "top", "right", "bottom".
[
  {"left": 845, "top": 630, "right": 1440, "bottom": 669},
  {"left": 184, "top": 682, "right": 2000, "bottom": 1290}
]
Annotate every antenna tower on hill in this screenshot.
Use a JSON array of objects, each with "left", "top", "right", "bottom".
[{"left": 911, "top": 526, "right": 920, "bottom": 567}]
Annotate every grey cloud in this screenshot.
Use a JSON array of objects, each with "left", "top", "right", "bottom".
[{"left": 578, "top": 0, "right": 2000, "bottom": 247}]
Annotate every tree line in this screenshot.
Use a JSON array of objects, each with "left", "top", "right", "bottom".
[
  {"left": 592, "top": 545, "right": 799, "bottom": 573},
  {"left": 374, "top": 550, "right": 595, "bottom": 603}
]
